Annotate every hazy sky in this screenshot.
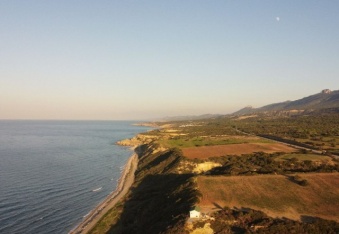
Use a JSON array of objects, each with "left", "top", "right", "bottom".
[{"left": 1, "top": 1, "right": 338, "bottom": 120}]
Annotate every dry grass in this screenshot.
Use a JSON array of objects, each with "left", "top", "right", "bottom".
[
  {"left": 197, "top": 173, "right": 339, "bottom": 222},
  {"left": 182, "top": 143, "right": 297, "bottom": 159},
  {"left": 275, "top": 154, "right": 333, "bottom": 162}
]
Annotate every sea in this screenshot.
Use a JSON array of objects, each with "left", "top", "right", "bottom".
[{"left": 0, "top": 120, "right": 152, "bottom": 234}]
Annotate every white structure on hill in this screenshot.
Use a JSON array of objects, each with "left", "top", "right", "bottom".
[{"left": 189, "top": 206, "right": 201, "bottom": 218}]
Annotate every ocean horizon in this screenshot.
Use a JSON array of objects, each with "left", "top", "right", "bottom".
[{"left": 0, "top": 120, "right": 151, "bottom": 234}]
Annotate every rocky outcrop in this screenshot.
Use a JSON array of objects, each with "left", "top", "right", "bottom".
[
  {"left": 322, "top": 89, "right": 332, "bottom": 94},
  {"left": 116, "top": 134, "right": 157, "bottom": 147}
]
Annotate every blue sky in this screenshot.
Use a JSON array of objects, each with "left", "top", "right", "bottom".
[{"left": 1, "top": 1, "right": 338, "bottom": 120}]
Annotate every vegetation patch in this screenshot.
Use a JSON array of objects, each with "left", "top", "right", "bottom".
[
  {"left": 209, "top": 207, "right": 339, "bottom": 233},
  {"left": 234, "top": 114, "right": 339, "bottom": 154},
  {"left": 189, "top": 223, "right": 214, "bottom": 234},
  {"left": 275, "top": 153, "right": 333, "bottom": 162},
  {"left": 206, "top": 152, "right": 338, "bottom": 175},
  {"left": 89, "top": 203, "right": 123, "bottom": 234}
]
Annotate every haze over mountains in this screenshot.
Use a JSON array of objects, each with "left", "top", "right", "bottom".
[
  {"left": 160, "top": 114, "right": 222, "bottom": 121},
  {"left": 233, "top": 89, "right": 339, "bottom": 116},
  {"left": 161, "top": 89, "right": 339, "bottom": 121}
]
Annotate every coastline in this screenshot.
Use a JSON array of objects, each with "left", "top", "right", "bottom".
[{"left": 69, "top": 151, "right": 139, "bottom": 234}]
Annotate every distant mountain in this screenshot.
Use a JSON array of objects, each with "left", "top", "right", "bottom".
[
  {"left": 233, "top": 89, "right": 339, "bottom": 115},
  {"left": 160, "top": 114, "right": 222, "bottom": 121},
  {"left": 232, "top": 106, "right": 255, "bottom": 115}
]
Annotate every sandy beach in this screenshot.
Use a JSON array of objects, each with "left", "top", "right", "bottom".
[{"left": 69, "top": 153, "right": 138, "bottom": 234}]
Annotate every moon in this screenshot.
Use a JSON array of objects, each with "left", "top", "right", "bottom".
[{"left": 276, "top": 17, "right": 280, "bottom": 21}]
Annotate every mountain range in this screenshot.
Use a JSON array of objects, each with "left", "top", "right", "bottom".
[
  {"left": 160, "top": 114, "right": 222, "bottom": 121},
  {"left": 160, "top": 89, "right": 339, "bottom": 121},
  {"left": 232, "top": 89, "right": 339, "bottom": 116}
]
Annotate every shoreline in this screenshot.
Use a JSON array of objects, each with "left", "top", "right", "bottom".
[{"left": 69, "top": 151, "right": 139, "bottom": 234}]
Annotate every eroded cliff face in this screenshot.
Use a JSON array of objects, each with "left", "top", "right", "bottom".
[{"left": 106, "top": 142, "right": 201, "bottom": 234}]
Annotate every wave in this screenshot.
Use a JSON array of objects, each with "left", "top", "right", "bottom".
[{"left": 92, "top": 187, "right": 102, "bottom": 192}]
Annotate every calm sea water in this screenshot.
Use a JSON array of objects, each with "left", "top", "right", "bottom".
[{"left": 0, "top": 120, "right": 151, "bottom": 234}]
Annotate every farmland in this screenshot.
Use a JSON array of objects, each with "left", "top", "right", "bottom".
[
  {"left": 159, "top": 135, "right": 271, "bottom": 149},
  {"left": 197, "top": 173, "right": 339, "bottom": 222},
  {"left": 182, "top": 142, "right": 297, "bottom": 159}
]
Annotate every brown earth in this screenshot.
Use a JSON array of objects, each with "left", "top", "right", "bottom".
[
  {"left": 182, "top": 143, "right": 297, "bottom": 159},
  {"left": 197, "top": 173, "right": 339, "bottom": 222}
]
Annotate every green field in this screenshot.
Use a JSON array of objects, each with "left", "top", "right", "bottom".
[{"left": 159, "top": 136, "right": 272, "bottom": 148}]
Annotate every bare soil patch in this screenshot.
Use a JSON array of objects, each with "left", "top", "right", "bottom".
[
  {"left": 236, "top": 115, "right": 258, "bottom": 120},
  {"left": 197, "top": 173, "right": 339, "bottom": 222},
  {"left": 182, "top": 143, "right": 296, "bottom": 159}
]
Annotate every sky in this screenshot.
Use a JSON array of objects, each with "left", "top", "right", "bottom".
[{"left": 0, "top": 1, "right": 338, "bottom": 120}]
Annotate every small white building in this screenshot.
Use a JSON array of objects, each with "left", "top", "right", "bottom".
[{"left": 189, "top": 206, "right": 201, "bottom": 218}]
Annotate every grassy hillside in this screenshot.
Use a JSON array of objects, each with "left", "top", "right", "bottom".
[{"left": 89, "top": 146, "right": 200, "bottom": 234}]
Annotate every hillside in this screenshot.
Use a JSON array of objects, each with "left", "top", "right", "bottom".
[
  {"left": 197, "top": 173, "right": 339, "bottom": 222},
  {"left": 233, "top": 89, "right": 339, "bottom": 115},
  {"left": 89, "top": 116, "right": 339, "bottom": 233}
]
